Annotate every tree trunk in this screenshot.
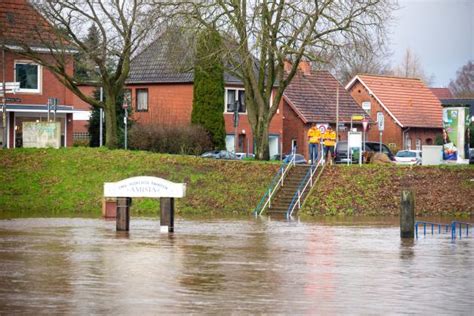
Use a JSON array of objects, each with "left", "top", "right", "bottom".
[
  {"left": 104, "top": 97, "right": 118, "bottom": 149},
  {"left": 254, "top": 120, "right": 270, "bottom": 160}
]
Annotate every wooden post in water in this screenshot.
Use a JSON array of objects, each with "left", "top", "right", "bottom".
[
  {"left": 160, "top": 197, "right": 174, "bottom": 233},
  {"left": 400, "top": 190, "right": 415, "bottom": 238},
  {"left": 116, "top": 197, "right": 131, "bottom": 231}
]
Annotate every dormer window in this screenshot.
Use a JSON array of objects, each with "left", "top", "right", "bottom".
[{"left": 15, "top": 61, "right": 41, "bottom": 93}]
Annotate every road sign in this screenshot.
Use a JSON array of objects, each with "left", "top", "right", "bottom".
[
  {"left": 377, "top": 112, "right": 384, "bottom": 131},
  {"left": 352, "top": 115, "right": 364, "bottom": 121},
  {"left": 0, "top": 82, "right": 20, "bottom": 96},
  {"left": 317, "top": 123, "right": 328, "bottom": 134},
  {"left": 362, "top": 118, "right": 369, "bottom": 131}
]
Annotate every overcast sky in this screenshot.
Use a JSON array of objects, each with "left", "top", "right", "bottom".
[{"left": 389, "top": 0, "right": 473, "bottom": 87}]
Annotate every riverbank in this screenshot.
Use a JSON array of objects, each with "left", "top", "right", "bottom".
[
  {"left": 0, "top": 148, "right": 473, "bottom": 218},
  {"left": 303, "top": 164, "right": 474, "bottom": 217}
]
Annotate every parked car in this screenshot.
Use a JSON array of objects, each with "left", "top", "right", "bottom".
[
  {"left": 334, "top": 141, "right": 395, "bottom": 164},
  {"left": 394, "top": 150, "right": 422, "bottom": 165},
  {"left": 283, "top": 154, "right": 307, "bottom": 164},
  {"left": 201, "top": 150, "right": 236, "bottom": 160},
  {"left": 235, "top": 152, "right": 255, "bottom": 160},
  {"left": 469, "top": 148, "right": 474, "bottom": 165}
]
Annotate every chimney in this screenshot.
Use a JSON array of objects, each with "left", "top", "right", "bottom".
[
  {"left": 298, "top": 60, "right": 311, "bottom": 76},
  {"left": 283, "top": 59, "right": 312, "bottom": 75},
  {"left": 284, "top": 59, "right": 293, "bottom": 73}
]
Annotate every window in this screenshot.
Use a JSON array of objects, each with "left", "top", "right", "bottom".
[
  {"left": 416, "top": 138, "right": 421, "bottom": 151},
  {"left": 15, "top": 61, "right": 41, "bottom": 93},
  {"left": 136, "top": 89, "right": 148, "bottom": 112},
  {"left": 226, "top": 135, "right": 235, "bottom": 152},
  {"left": 225, "top": 89, "right": 246, "bottom": 113},
  {"left": 291, "top": 139, "right": 297, "bottom": 153}
]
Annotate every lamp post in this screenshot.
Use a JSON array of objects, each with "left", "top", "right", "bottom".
[{"left": 122, "top": 100, "right": 128, "bottom": 150}]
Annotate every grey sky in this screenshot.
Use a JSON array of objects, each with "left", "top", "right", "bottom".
[{"left": 389, "top": 0, "right": 473, "bottom": 87}]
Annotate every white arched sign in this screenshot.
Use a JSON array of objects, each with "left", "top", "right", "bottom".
[{"left": 104, "top": 176, "right": 186, "bottom": 198}]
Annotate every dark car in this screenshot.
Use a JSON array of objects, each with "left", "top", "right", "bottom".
[{"left": 334, "top": 141, "right": 395, "bottom": 164}]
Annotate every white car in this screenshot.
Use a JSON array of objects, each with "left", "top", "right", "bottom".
[{"left": 394, "top": 150, "right": 422, "bottom": 165}]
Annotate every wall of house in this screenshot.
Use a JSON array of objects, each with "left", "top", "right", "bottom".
[
  {"left": 349, "top": 81, "right": 404, "bottom": 151},
  {"left": 128, "top": 83, "right": 284, "bottom": 154},
  {"left": 349, "top": 81, "right": 442, "bottom": 152},
  {"left": 3, "top": 51, "right": 75, "bottom": 106},
  {"left": 282, "top": 100, "right": 307, "bottom": 157},
  {"left": 129, "top": 83, "right": 194, "bottom": 126}
]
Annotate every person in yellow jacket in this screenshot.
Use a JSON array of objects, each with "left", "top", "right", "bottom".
[
  {"left": 323, "top": 126, "right": 337, "bottom": 164},
  {"left": 307, "top": 123, "right": 321, "bottom": 164}
]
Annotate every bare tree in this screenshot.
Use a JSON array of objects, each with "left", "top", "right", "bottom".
[
  {"left": 393, "top": 48, "right": 434, "bottom": 85},
  {"left": 319, "top": 39, "right": 393, "bottom": 85},
  {"left": 449, "top": 60, "right": 474, "bottom": 98},
  {"left": 172, "top": 0, "right": 394, "bottom": 160},
  {"left": 8, "top": 0, "right": 156, "bottom": 148}
]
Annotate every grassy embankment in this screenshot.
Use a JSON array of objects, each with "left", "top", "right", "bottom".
[
  {"left": 0, "top": 148, "right": 277, "bottom": 218},
  {"left": 0, "top": 148, "right": 473, "bottom": 218}
]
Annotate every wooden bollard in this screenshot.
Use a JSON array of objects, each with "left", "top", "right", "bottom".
[
  {"left": 400, "top": 190, "right": 415, "bottom": 238},
  {"left": 160, "top": 197, "right": 174, "bottom": 233},
  {"left": 116, "top": 197, "right": 131, "bottom": 231}
]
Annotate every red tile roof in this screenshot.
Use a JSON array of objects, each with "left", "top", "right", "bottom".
[
  {"left": 430, "top": 87, "right": 454, "bottom": 99},
  {"left": 0, "top": 0, "right": 58, "bottom": 47},
  {"left": 348, "top": 75, "right": 443, "bottom": 128},
  {"left": 284, "top": 70, "right": 367, "bottom": 123}
]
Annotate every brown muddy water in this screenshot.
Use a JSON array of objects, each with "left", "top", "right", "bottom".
[{"left": 0, "top": 217, "right": 472, "bottom": 314}]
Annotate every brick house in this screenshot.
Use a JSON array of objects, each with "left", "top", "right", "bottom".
[
  {"left": 282, "top": 65, "right": 368, "bottom": 159},
  {"left": 126, "top": 37, "right": 284, "bottom": 157},
  {"left": 0, "top": 0, "right": 78, "bottom": 148},
  {"left": 346, "top": 75, "right": 443, "bottom": 152}
]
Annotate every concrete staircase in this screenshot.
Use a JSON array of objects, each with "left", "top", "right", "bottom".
[{"left": 266, "top": 165, "right": 312, "bottom": 216}]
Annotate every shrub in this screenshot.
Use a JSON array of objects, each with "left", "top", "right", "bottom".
[{"left": 129, "top": 123, "right": 213, "bottom": 155}]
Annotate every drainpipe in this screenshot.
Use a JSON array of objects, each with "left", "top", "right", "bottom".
[{"left": 402, "top": 127, "right": 411, "bottom": 150}]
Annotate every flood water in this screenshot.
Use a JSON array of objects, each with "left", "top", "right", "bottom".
[{"left": 0, "top": 217, "right": 472, "bottom": 314}]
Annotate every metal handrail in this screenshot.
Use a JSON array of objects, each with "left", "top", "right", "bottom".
[
  {"left": 254, "top": 154, "right": 296, "bottom": 216},
  {"left": 415, "top": 220, "right": 471, "bottom": 239},
  {"left": 287, "top": 158, "right": 324, "bottom": 218}
]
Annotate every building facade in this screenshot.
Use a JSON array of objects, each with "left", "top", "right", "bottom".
[{"left": 346, "top": 75, "right": 443, "bottom": 152}]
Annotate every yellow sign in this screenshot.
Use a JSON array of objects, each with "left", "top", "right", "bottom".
[{"left": 351, "top": 115, "right": 364, "bottom": 121}]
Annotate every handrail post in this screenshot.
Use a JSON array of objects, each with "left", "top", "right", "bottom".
[
  {"left": 297, "top": 190, "right": 301, "bottom": 209},
  {"left": 268, "top": 189, "right": 271, "bottom": 208}
]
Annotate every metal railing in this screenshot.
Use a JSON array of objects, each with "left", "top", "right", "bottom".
[
  {"left": 254, "top": 154, "right": 296, "bottom": 216},
  {"left": 286, "top": 157, "right": 325, "bottom": 218},
  {"left": 415, "top": 220, "right": 471, "bottom": 239}
]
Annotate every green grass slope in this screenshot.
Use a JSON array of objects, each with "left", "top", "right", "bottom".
[{"left": 0, "top": 148, "right": 278, "bottom": 218}]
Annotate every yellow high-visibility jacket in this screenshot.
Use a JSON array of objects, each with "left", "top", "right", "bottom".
[
  {"left": 307, "top": 127, "right": 321, "bottom": 144},
  {"left": 323, "top": 130, "right": 336, "bottom": 147}
]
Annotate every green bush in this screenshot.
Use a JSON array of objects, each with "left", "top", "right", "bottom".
[{"left": 129, "top": 123, "right": 213, "bottom": 155}]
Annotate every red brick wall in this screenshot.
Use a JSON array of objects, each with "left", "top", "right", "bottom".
[
  {"left": 282, "top": 100, "right": 307, "bottom": 157},
  {"left": 350, "top": 81, "right": 405, "bottom": 151},
  {"left": 224, "top": 90, "right": 283, "bottom": 153},
  {"left": 129, "top": 83, "right": 194, "bottom": 126},
  {"left": 127, "top": 83, "right": 284, "bottom": 154},
  {"left": 3, "top": 51, "right": 74, "bottom": 106}
]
